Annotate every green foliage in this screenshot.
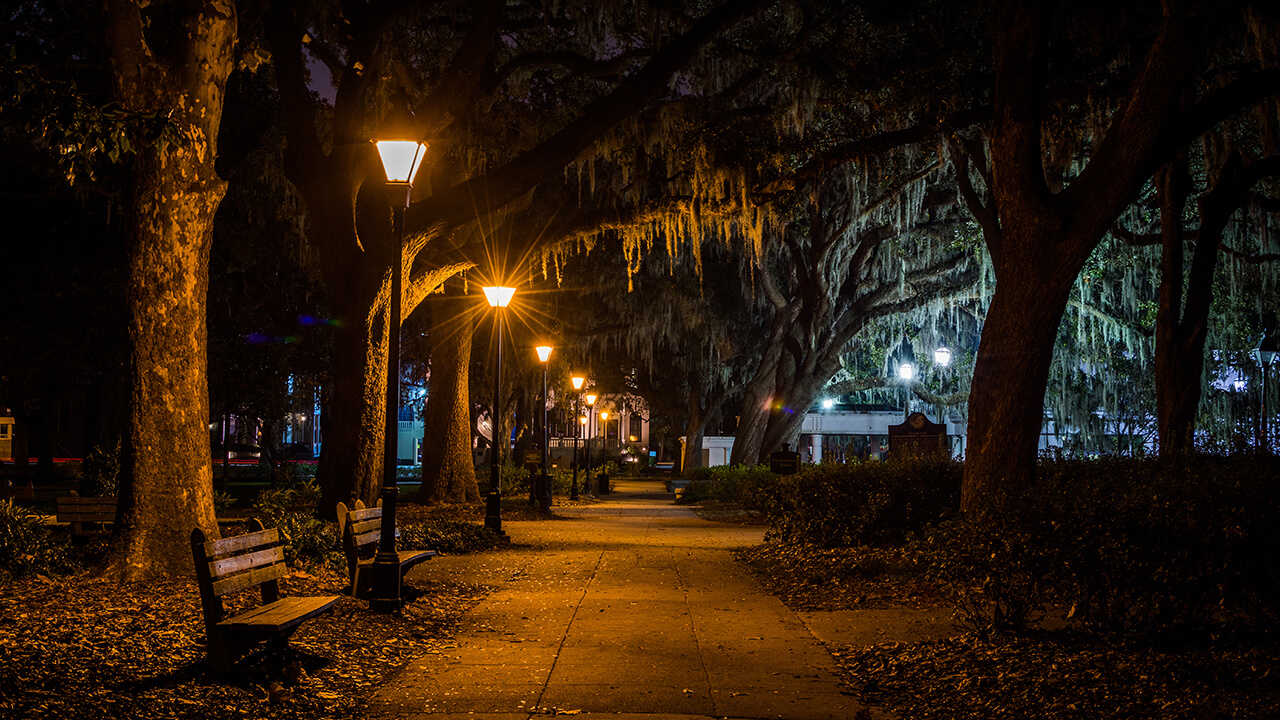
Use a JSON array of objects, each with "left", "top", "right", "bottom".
[
  {"left": 271, "top": 512, "right": 340, "bottom": 568},
  {"left": 676, "top": 464, "right": 777, "bottom": 505},
  {"left": 77, "top": 441, "right": 119, "bottom": 497},
  {"left": 399, "top": 518, "right": 505, "bottom": 555},
  {"left": 756, "top": 456, "right": 962, "bottom": 547},
  {"left": 916, "top": 454, "right": 1280, "bottom": 637},
  {"left": 251, "top": 478, "right": 334, "bottom": 567},
  {"left": 212, "top": 490, "right": 236, "bottom": 515},
  {"left": 0, "top": 500, "right": 76, "bottom": 579}
]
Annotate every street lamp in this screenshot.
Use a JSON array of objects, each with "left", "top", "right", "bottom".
[
  {"left": 898, "top": 362, "right": 915, "bottom": 419},
  {"left": 933, "top": 347, "right": 952, "bottom": 425},
  {"left": 369, "top": 93, "right": 427, "bottom": 613},
  {"left": 584, "top": 392, "right": 597, "bottom": 494},
  {"left": 1254, "top": 329, "right": 1278, "bottom": 452},
  {"left": 570, "top": 375, "right": 585, "bottom": 500},
  {"left": 535, "top": 345, "right": 553, "bottom": 513},
  {"left": 483, "top": 285, "right": 516, "bottom": 536}
]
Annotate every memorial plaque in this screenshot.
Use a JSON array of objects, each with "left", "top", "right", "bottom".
[
  {"left": 887, "top": 412, "right": 948, "bottom": 457},
  {"left": 770, "top": 444, "right": 801, "bottom": 475}
]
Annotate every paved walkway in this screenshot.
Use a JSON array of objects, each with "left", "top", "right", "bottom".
[{"left": 368, "top": 479, "right": 934, "bottom": 720}]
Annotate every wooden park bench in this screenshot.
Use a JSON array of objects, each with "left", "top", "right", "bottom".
[
  {"left": 190, "top": 520, "right": 340, "bottom": 671},
  {"left": 336, "top": 500, "right": 436, "bottom": 598},
  {"left": 55, "top": 491, "right": 116, "bottom": 537}
]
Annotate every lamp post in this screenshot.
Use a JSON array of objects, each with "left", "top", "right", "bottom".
[
  {"left": 570, "top": 376, "right": 585, "bottom": 500},
  {"left": 933, "top": 347, "right": 952, "bottom": 425},
  {"left": 1254, "top": 329, "right": 1278, "bottom": 452},
  {"left": 584, "top": 392, "right": 597, "bottom": 494},
  {"left": 536, "top": 345, "right": 553, "bottom": 512},
  {"left": 483, "top": 285, "right": 516, "bottom": 536},
  {"left": 898, "top": 362, "right": 915, "bottom": 419},
  {"left": 369, "top": 96, "right": 427, "bottom": 613}
]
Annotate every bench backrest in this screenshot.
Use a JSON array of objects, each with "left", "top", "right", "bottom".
[
  {"left": 56, "top": 492, "right": 117, "bottom": 533},
  {"left": 191, "top": 520, "right": 286, "bottom": 628}
]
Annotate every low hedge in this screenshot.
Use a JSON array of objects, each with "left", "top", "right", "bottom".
[
  {"left": 916, "top": 453, "right": 1280, "bottom": 637},
  {"left": 755, "top": 455, "right": 962, "bottom": 547}
]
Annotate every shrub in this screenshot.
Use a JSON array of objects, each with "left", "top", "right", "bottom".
[
  {"left": 272, "top": 512, "right": 341, "bottom": 568},
  {"left": 756, "top": 455, "right": 962, "bottom": 547},
  {"left": 78, "top": 441, "right": 119, "bottom": 497},
  {"left": 399, "top": 518, "right": 505, "bottom": 554},
  {"left": 676, "top": 464, "right": 777, "bottom": 507},
  {"left": 915, "top": 453, "right": 1280, "bottom": 637},
  {"left": 0, "top": 500, "right": 76, "bottom": 579}
]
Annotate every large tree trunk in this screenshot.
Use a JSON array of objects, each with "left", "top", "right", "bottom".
[
  {"left": 729, "top": 336, "right": 784, "bottom": 466},
  {"left": 312, "top": 183, "right": 395, "bottom": 516},
  {"left": 102, "top": 0, "right": 234, "bottom": 580},
  {"left": 417, "top": 295, "right": 480, "bottom": 503},
  {"left": 962, "top": 266, "right": 1078, "bottom": 513},
  {"left": 1153, "top": 157, "right": 1203, "bottom": 455},
  {"left": 961, "top": 1, "right": 1211, "bottom": 514}
]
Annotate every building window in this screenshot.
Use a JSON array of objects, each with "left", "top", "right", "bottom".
[{"left": 0, "top": 424, "right": 10, "bottom": 440}]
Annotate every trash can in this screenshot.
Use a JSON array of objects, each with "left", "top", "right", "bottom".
[{"left": 597, "top": 472, "right": 609, "bottom": 495}]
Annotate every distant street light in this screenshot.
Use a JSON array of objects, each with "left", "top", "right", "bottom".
[
  {"left": 570, "top": 375, "right": 585, "bottom": 500},
  {"left": 933, "top": 347, "right": 952, "bottom": 425},
  {"left": 369, "top": 93, "right": 427, "bottom": 613},
  {"left": 822, "top": 398, "right": 834, "bottom": 410},
  {"left": 1254, "top": 329, "right": 1278, "bottom": 452},
  {"left": 483, "top": 285, "right": 516, "bottom": 536},
  {"left": 535, "top": 345, "right": 553, "bottom": 513},
  {"left": 898, "top": 362, "right": 915, "bottom": 419}
]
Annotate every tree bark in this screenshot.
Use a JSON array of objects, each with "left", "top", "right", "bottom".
[
  {"left": 417, "top": 295, "right": 480, "bottom": 503},
  {"left": 102, "top": 0, "right": 234, "bottom": 580},
  {"left": 961, "top": 1, "right": 1214, "bottom": 514}
]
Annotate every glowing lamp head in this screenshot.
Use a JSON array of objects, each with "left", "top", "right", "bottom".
[
  {"left": 536, "top": 345, "right": 553, "bottom": 363},
  {"left": 585, "top": 393, "right": 597, "bottom": 405},
  {"left": 571, "top": 376, "right": 585, "bottom": 390},
  {"left": 483, "top": 286, "right": 516, "bottom": 307},
  {"left": 934, "top": 347, "right": 952, "bottom": 367},
  {"left": 822, "top": 399, "right": 834, "bottom": 410},
  {"left": 580, "top": 416, "right": 587, "bottom": 425},
  {"left": 376, "top": 140, "right": 427, "bottom": 184},
  {"left": 374, "top": 92, "right": 427, "bottom": 185},
  {"left": 600, "top": 411, "right": 609, "bottom": 421},
  {"left": 898, "top": 363, "right": 915, "bottom": 380}
]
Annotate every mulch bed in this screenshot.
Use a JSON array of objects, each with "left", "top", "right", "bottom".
[
  {"left": 0, "top": 566, "right": 489, "bottom": 720},
  {"left": 729, "top": 536, "right": 1280, "bottom": 720}
]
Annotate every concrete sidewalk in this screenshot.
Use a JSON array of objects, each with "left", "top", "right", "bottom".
[{"left": 367, "top": 479, "right": 883, "bottom": 720}]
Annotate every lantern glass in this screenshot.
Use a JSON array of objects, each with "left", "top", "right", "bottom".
[
  {"left": 376, "top": 140, "right": 427, "bottom": 184},
  {"left": 536, "top": 345, "right": 553, "bottom": 363},
  {"left": 482, "top": 286, "right": 516, "bottom": 307}
]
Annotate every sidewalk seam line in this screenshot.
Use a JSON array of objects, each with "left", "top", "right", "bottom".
[{"left": 532, "top": 548, "right": 605, "bottom": 713}]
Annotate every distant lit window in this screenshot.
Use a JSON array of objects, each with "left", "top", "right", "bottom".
[{"left": 0, "top": 424, "right": 10, "bottom": 439}]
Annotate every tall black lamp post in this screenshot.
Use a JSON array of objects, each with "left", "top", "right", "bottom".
[
  {"left": 570, "top": 375, "right": 584, "bottom": 500},
  {"left": 1254, "top": 329, "right": 1278, "bottom": 452},
  {"left": 536, "top": 345, "right": 553, "bottom": 512},
  {"left": 583, "top": 392, "right": 597, "bottom": 494},
  {"left": 369, "top": 97, "right": 427, "bottom": 613},
  {"left": 483, "top": 286, "right": 515, "bottom": 536}
]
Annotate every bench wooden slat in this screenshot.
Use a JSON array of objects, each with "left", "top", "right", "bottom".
[
  {"left": 350, "top": 517, "right": 381, "bottom": 536},
  {"left": 210, "top": 560, "right": 288, "bottom": 597},
  {"left": 219, "top": 596, "right": 339, "bottom": 633},
  {"left": 348, "top": 507, "right": 381, "bottom": 522},
  {"left": 202, "top": 527, "right": 279, "bottom": 558},
  {"left": 208, "top": 546, "right": 285, "bottom": 579},
  {"left": 59, "top": 511, "right": 116, "bottom": 521}
]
